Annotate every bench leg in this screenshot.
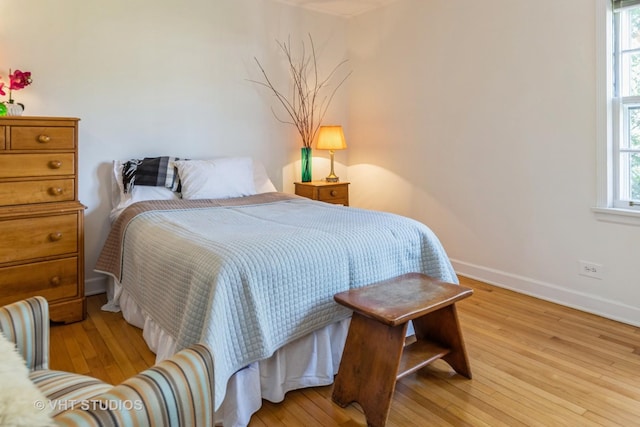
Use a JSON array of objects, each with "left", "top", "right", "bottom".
[
  {"left": 413, "top": 304, "right": 472, "bottom": 379},
  {"left": 332, "top": 312, "right": 407, "bottom": 427}
]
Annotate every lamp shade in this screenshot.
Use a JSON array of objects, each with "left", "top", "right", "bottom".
[{"left": 316, "top": 126, "right": 347, "bottom": 150}]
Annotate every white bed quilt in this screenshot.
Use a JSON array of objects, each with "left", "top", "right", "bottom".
[{"left": 96, "top": 193, "right": 457, "bottom": 409}]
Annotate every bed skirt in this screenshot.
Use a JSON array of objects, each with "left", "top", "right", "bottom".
[{"left": 102, "top": 280, "right": 350, "bottom": 426}]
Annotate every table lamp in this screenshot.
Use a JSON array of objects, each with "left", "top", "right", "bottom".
[{"left": 316, "top": 125, "right": 347, "bottom": 182}]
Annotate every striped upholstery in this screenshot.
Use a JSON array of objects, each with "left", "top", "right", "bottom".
[
  {"left": 0, "top": 296, "right": 49, "bottom": 371},
  {"left": 55, "top": 344, "right": 215, "bottom": 427},
  {"left": 29, "top": 370, "right": 113, "bottom": 416},
  {"left": 0, "top": 298, "right": 215, "bottom": 427}
]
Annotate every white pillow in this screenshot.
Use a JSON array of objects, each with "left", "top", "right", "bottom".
[
  {"left": 175, "top": 157, "right": 257, "bottom": 200},
  {"left": 109, "top": 158, "right": 276, "bottom": 221},
  {"left": 110, "top": 161, "right": 180, "bottom": 222},
  {"left": 253, "top": 161, "right": 277, "bottom": 193}
]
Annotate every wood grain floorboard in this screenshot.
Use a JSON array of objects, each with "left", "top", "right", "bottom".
[{"left": 49, "top": 276, "right": 640, "bottom": 426}]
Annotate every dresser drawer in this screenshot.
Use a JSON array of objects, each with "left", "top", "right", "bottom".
[
  {"left": 0, "top": 153, "right": 74, "bottom": 178},
  {"left": 0, "top": 179, "right": 75, "bottom": 206},
  {"left": 0, "top": 257, "right": 78, "bottom": 306},
  {"left": 0, "top": 213, "right": 78, "bottom": 263},
  {"left": 10, "top": 126, "right": 75, "bottom": 150},
  {"left": 318, "top": 185, "right": 348, "bottom": 201}
]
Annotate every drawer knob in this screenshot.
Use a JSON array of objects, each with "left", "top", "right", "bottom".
[
  {"left": 50, "top": 276, "right": 61, "bottom": 286},
  {"left": 330, "top": 190, "right": 338, "bottom": 197},
  {"left": 38, "top": 134, "right": 51, "bottom": 143},
  {"left": 49, "top": 160, "right": 63, "bottom": 169},
  {"left": 49, "top": 232, "right": 63, "bottom": 241},
  {"left": 49, "top": 187, "right": 64, "bottom": 196}
]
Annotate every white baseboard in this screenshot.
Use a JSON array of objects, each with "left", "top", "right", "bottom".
[
  {"left": 82, "top": 263, "right": 640, "bottom": 327},
  {"left": 451, "top": 259, "right": 640, "bottom": 328},
  {"left": 85, "top": 276, "right": 108, "bottom": 296}
]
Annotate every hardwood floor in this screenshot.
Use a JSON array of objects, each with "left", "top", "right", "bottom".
[{"left": 49, "top": 277, "right": 640, "bottom": 426}]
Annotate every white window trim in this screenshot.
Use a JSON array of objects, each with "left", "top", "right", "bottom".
[{"left": 594, "top": 0, "right": 640, "bottom": 226}]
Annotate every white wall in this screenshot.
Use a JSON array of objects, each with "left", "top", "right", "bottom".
[
  {"left": 348, "top": 0, "right": 640, "bottom": 326},
  {"left": 0, "top": 0, "right": 349, "bottom": 292}
]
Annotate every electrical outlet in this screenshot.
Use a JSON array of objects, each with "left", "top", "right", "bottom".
[{"left": 578, "top": 260, "right": 604, "bottom": 280}]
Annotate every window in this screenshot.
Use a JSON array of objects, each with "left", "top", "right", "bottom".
[
  {"left": 613, "top": 2, "right": 640, "bottom": 209},
  {"left": 594, "top": 0, "right": 640, "bottom": 224}
]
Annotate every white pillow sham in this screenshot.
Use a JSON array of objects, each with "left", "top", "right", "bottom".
[
  {"left": 252, "top": 160, "right": 278, "bottom": 194},
  {"left": 110, "top": 157, "right": 277, "bottom": 221},
  {"left": 175, "top": 157, "right": 257, "bottom": 200},
  {"left": 110, "top": 161, "right": 180, "bottom": 222}
]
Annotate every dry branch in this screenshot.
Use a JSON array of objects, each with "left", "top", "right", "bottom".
[{"left": 250, "top": 34, "right": 352, "bottom": 148}]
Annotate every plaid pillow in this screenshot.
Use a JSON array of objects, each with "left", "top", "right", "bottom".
[{"left": 122, "top": 156, "right": 181, "bottom": 193}]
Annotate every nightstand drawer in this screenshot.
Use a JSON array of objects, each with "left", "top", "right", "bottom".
[
  {"left": 0, "top": 178, "right": 75, "bottom": 206},
  {"left": 0, "top": 257, "right": 78, "bottom": 306},
  {"left": 0, "top": 213, "right": 78, "bottom": 263},
  {"left": 0, "top": 153, "right": 74, "bottom": 178},
  {"left": 11, "top": 126, "right": 75, "bottom": 150},
  {"left": 294, "top": 181, "right": 350, "bottom": 206},
  {"left": 318, "top": 185, "right": 348, "bottom": 201},
  {"left": 294, "top": 184, "right": 315, "bottom": 200}
]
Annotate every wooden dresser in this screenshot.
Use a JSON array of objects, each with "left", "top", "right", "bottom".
[{"left": 0, "top": 116, "right": 85, "bottom": 323}]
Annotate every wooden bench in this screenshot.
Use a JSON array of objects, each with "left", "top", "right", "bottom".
[{"left": 331, "top": 273, "right": 473, "bottom": 427}]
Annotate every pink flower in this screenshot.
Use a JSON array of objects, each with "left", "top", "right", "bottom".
[
  {"left": 2, "top": 69, "right": 33, "bottom": 103},
  {"left": 9, "top": 70, "right": 32, "bottom": 91}
]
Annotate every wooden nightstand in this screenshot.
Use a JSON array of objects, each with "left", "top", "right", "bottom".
[{"left": 294, "top": 181, "right": 350, "bottom": 206}]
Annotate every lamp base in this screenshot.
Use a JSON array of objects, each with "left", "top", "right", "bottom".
[{"left": 325, "top": 150, "right": 340, "bottom": 182}]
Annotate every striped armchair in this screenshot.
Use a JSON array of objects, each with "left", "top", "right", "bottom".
[{"left": 0, "top": 297, "right": 215, "bottom": 427}]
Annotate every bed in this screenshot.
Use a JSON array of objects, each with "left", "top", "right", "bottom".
[{"left": 95, "top": 157, "right": 458, "bottom": 426}]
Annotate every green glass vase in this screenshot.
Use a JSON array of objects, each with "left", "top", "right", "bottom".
[{"left": 301, "top": 147, "right": 312, "bottom": 182}]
